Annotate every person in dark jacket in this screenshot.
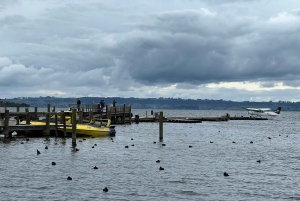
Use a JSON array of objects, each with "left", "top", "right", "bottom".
[{"left": 77, "top": 98, "right": 81, "bottom": 111}]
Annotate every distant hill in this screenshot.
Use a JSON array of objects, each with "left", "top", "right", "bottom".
[
  {"left": 0, "top": 100, "right": 30, "bottom": 107},
  {"left": 2, "top": 96, "right": 299, "bottom": 111}
]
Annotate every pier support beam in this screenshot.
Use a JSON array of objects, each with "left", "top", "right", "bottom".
[
  {"left": 159, "top": 111, "right": 163, "bottom": 141},
  {"left": 72, "top": 109, "right": 77, "bottom": 146},
  {"left": 4, "top": 110, "right": 10, "bottom": 138}
]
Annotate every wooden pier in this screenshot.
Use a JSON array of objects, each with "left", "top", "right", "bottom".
[
  {"left": 132, "top": 113, "right": 268, "bottom": 123},
  {"left": 0, "top": 103, "right": 132, "bottom": 138}
]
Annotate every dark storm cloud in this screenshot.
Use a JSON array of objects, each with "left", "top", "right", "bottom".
[
  {"left": 109, "top": 8, "right": 300, "bottom": 87},
  {"left": 1, "top": 0, "right": 300, "bottom": 100}
]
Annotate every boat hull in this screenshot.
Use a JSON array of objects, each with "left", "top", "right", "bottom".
[{"left": 61, "top": 124, "right": 116, "bottom": 137}]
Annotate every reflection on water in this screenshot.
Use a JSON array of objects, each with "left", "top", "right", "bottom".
[{"left": 0, "top": 109, "right": 300, "bottom": 200}]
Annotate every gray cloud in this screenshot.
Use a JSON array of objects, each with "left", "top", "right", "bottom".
[{"left": 1, "top": 0, "right": 300, "bottom": 101}]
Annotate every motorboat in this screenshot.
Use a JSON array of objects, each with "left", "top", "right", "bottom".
[
  {"left": 59, "top": 118, "right": 116, "bottom": 137},
  {"left": 20, "top": 111, "right": 116, "bottom": 137}
]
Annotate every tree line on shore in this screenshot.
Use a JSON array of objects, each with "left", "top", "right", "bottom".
[{"left": 1, "top": 97, "right": 299, "bottom": 111}]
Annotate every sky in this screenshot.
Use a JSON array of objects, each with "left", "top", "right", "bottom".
[{"left": 1, "top": 0, "right": 300, "bottom": 102}]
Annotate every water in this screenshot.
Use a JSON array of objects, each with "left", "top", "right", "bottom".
[{"left": 1, "top": 109, "right": 300, "bottom": 200}]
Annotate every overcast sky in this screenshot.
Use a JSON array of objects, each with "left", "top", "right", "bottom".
[{"left": 1, "top": 0, "right": 300, "bottom": 102}]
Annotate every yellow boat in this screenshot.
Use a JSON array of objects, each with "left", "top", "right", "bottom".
[
  {"left": 20, "top": 111, "right": 116, "bottom": 137},
  {"left": 59, "top": 118, "right": 116, "bottom": 137}
]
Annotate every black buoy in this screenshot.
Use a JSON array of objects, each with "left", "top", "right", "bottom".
[
  {"left": 189, "top": 145, "right": 192, "bottom": 148},
  {"left": 52, "top": 162, "right": 56, "bottom": 165},
  {"left": 131, "top": 138, "right": 133, "bottom": 140},
  {"left": 94, "top": 144, "right": 97, "bottom": 146},
  {"left": 156, "top": 160, "right": 160, "bottom": 163},
  {"left": 159, "top": 166, "right": 164, "bottom": 170},
  {"left": 131, "top": 144, "right": 134, "bottom": 146},
  {"left": 162, "top": 144, "right": 166, "bottom": 146},
  {"left": 256, "top": 160, "right": 261, "bottom": 163},
  {"left": 223, "top": 172, "right": 229, "bottom": 177},
  {"left": 92, "top": 146, "right": 94, "bottom": 148},
  {"left": 125, "top": 146, "right": 129, "bottom": 148},
  {"left": 21, "top": 142, "right": 24, "bottom": 144},
  {"left": 250, "top": 141, "right": 253, "bottom": 144},
  {"left": 103, "top": 187, "right": 108, "bottom": 192},
  {"left": 268, "top": 137, "right": 271, "bottom": 139},
  {"left": 67, "top": 176, "right": 72, "bottom": 180},
  {"left": 94, "top": 166, "right": 98, "bottom": 169},
  {"left": 232, "top": 141, "right": 236, "bottom": 143},
  {"left": 153, "top": 141, "right": 156, "bottom": 144},
  {"left": 37, "top": 150, "right": 41, "bottom": 155},
  {"left": 45, "top": 146, "right": 48, "bottom": 149},
  {"left": 210, "top": 141, "right": 213, "bottom": 143},
  {"left": 75, "top": 148, "right": 79, "bottom": 151}
]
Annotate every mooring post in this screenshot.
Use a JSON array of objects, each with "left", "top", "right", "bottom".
[
  {"left": 72, "top": 109, "right": 77, "bottom": 146},
  {"left": 54, "top": 114, "right": 58, "bottom": 137},
  {"left": 62, "top": 112, "right": 67, "bottom": 137},
  {"left": 4, "top": 110, "right": 10, "bottom": 138},
  {"left": 79, "top": 111, "right": 83, "bottom": 123},
  {"left": 34, "top": 107, "right": 37, "bottom": 119},
  {"left": 123, "top": 104, "right": 125, "bottom": 124},
  {"left": 129, "top": 105, "right": 132, "bottom": 124},
  {"left": 16, "top": 106, "right": 20, "bottom": 125},
  {"left": 25, "top": 108, "right": 30, "bottom": 124},
  {"left": 45, "top": 113, "right": 50, "bottom": 135},
  {"left": 159, "top": 111, "right": 163, "bottom": 141},
  {"left": 89, "top": 111, "right": 93, "bottom": 122}
]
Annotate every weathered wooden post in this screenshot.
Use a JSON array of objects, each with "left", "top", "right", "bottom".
[
  {"left": 89, "top": 111, "right": 93, "bottom": 122},
  {"left": 47, "top": 104, "right": 50, "bottom": 112},
  {"left": 16, "top": 106, "right": 20, "bottom": 125},
  {"left": 25, "top": 108, "right": 30, "bottom": 125},
  {"left": 129, "top": 105, "right": 132, "bottom": 124},
  {"left": 72, "top": 109, "right": 77, "bottom": 146},
  {"left": 79, "top": 111, "right": 83, "bottom": 123},
  {"left": 123, "top": 104, "right": 125, "bottom": 124},
  {"left": 45, "top": 113, "right": 50, "bottom": 135},
  {"left": 159, "top": 111, "right": 163, "bottom": 141},
  {"left": 62, "top": 112, "right": 67, "bottom": 137},
  {"left": 34, "top": 107, "right": 37, "bottom": 120},
  {"left": 4, "top": 110, "right": 10, "bottom": 138},
  {"left": 54, "top": 114, "right": 58, "bottom": 137}
]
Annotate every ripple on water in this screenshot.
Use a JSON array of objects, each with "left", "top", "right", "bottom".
[{"left": 1, "top": 110, "right": 300, "bottom": 200}]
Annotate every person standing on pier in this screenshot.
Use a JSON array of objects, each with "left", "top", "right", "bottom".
[
  {"left": 113, "top": 99, "right": 117, "bottom": 107},
  {"left": 100, "top": 100, "right": 105, "bottom": 112},
  {"left": 77, "top": 98, "right": 81, "bottom": 111}
]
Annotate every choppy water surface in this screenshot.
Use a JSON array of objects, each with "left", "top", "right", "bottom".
[{"left": 1, "top": 109, "right": 300, "bottom": 201}]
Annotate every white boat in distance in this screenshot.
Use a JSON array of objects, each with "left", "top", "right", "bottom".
[{"left": 246, "top": 107, "right": 281, "bottom": 118}]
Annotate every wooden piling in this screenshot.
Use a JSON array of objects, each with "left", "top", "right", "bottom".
[
  {"left": 123, "top": 104, "right": 125, "bottom": 124},
  {"left": 62, "top": 112, "right": 67, "bottom": 137},
  {"left": 45, "top": 113, "right": 50, "bottom": 135},
  {"left": 16, "top": 106, "right": 20, "bottom": 125},
  {"left": 34, "top": 107, "right": 38, "bottom": 119},
  {"left": 89, "top": 111, "right": 93, "bottom": 121},
  {"left": 159, "top": 111, "right": 163, "bottom": 141},
  {"left": 4, "top": 110, "right": 10, "bottom": 138},
  {"left": 25, "top": 108, "right": 30, "bottom": 125},
  {"left": 54, "top": 114, "right": 58, "bottom": 137},
  {"left": 72, "top": 109, "right": 77, "bottom": 146},
  {"left": 79, "top": 111, "right": 83, "bottom": 123}
]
